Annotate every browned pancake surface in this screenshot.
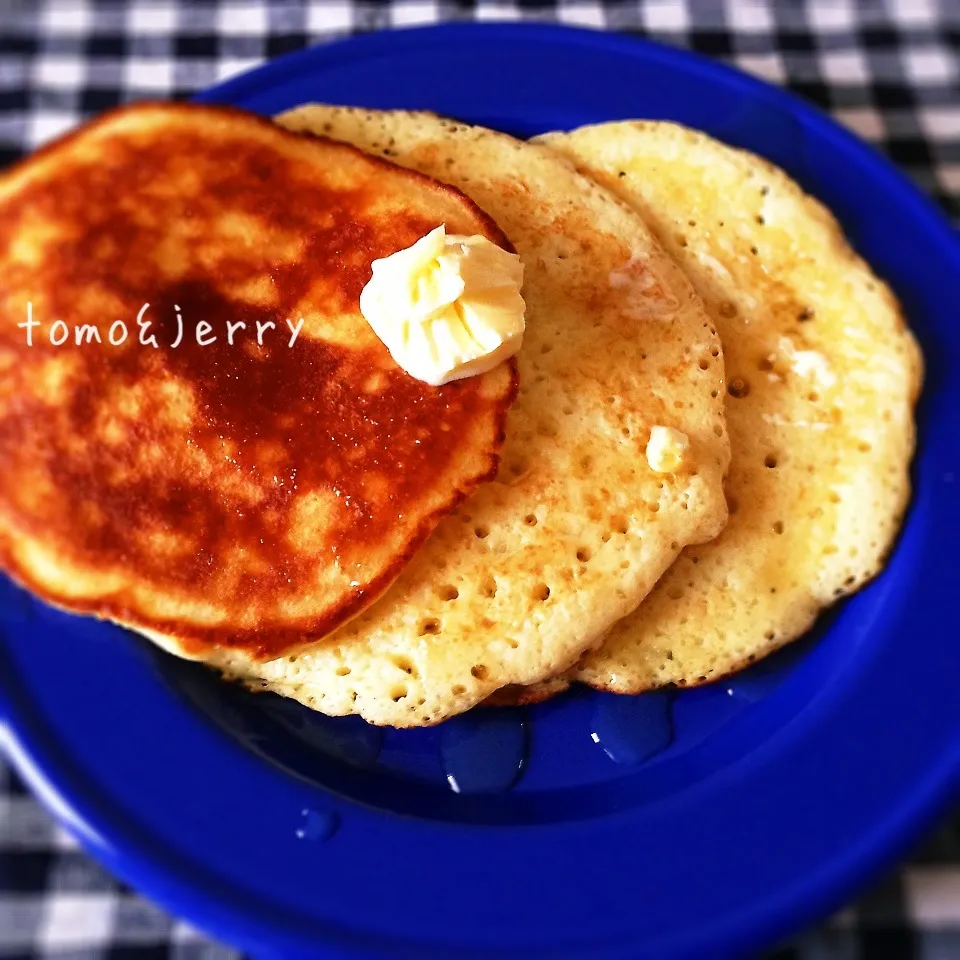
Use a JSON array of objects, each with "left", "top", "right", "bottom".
[{"left": 0, "top": 102, "right": 516, "bottom": 658}]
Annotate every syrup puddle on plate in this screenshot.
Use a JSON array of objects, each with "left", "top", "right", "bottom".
[
  {"left": 260, "top": 701, "right": 385, "bottom": 770},
  {"left": 590, "top": 691, "right": 675, "bottom": 765},
  {"left": 0, "top": 576, "right": 34, "bottom": 623},
  {"left": 440, "top": 710, "right": 528, "bottom": 794},
  {"left": 295, "top": 807, "right": 340, "bottom": 841}
]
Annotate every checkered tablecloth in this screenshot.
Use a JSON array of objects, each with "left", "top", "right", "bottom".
[{"left": 0, "top": 1, "right": 958, "bottom": 957}]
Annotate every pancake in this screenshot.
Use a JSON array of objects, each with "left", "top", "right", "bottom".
[
  {"left": 0, "top": 101, "right": 518, "bottom": 660},
  {"left": 483, "top": 677, "right": 571, "bottom": 708},
  {"left": 203, "top": 105, "right": 732, "bottom": 727},
  {"left": 535, "top": 121, "right": 922, "bottom": 693}
]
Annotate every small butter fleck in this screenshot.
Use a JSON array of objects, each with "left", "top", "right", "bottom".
[
  {"left": 646, "top": 425, "right": 690, "bottom": 473},
  {"left": 777, "top": 336, "right": 836, "bottom": 387},
  {"left": 359, "top": 225, "right": 525, "bottom": 386},
  {"left": 609, "top": 251, "right": 680, "bottom": 320}
]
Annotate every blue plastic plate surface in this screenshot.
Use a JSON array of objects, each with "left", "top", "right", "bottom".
[{"left": 2, "top": 23, "right": 959, "bottom": 960}]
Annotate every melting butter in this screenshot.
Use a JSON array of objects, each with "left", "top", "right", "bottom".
[
  {"left": 777, "top": 336, "right": 836, "bottom": 388},
  {"left": 359, "top": 225, "right": 525, "bottom": 386},
  {"left": 646, "top": 425, "right": 691, "bottom": 473}
]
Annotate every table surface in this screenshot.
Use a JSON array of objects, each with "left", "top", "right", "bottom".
[{"left": 1, "top": 1, "right": 958, "bottom": 958}]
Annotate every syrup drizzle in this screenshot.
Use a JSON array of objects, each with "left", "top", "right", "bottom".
[
  {"left": 0, "top": 575, "right": 34, "bottom": 623},
  {"left": 440, "top": 710, "right": 528, "bottom": 794},
  {"left": 295, "top": 807, "right": 340, "bottom": 841},
  {"left": 590, "top": 691, "right": 675, "bottom": 765}
]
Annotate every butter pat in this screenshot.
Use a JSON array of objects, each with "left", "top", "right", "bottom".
[
  {"left": 646, "top": 425, "right": 691, "bottom": 473},
  {"left": 359, "top": 225, "right": 525, "bottom": 386}
]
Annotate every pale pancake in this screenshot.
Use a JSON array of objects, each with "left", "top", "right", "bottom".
[
  {"left": 537, "top": 121, "right": 922, "bottom": 692},
  {"left": 206, "top": 105, "right": 731, "bottom": 727},
  {"left": 0, "top": 102, "right": 517, "bottom": 659}
]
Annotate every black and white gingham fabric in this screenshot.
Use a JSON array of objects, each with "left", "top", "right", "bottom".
[{"left": 0, "top": 2, "right": 958, "bottom": 957}]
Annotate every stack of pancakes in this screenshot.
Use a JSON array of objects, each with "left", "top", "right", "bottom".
[{"left": 0, "top": 102, "right": 920, "bottom": 727}]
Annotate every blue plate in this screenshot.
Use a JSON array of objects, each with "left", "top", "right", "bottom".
[{"left": 2, "top": 23, "right": 960, "bottom": 959}]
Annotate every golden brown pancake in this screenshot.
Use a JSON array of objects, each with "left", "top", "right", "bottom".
[
  {"left": 483, "top": 678, "right": 571, "bottom": 708},
  {"left": 0, "top": 102, "right": 517, "bottom": 659}
]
